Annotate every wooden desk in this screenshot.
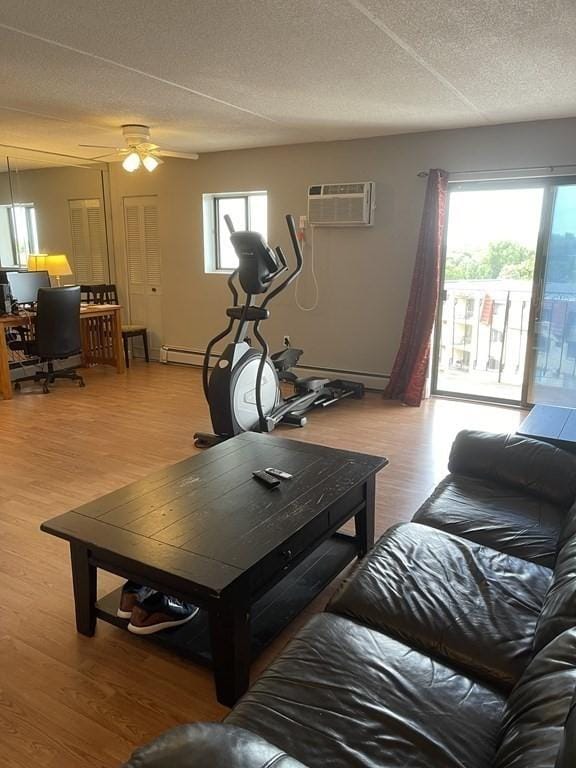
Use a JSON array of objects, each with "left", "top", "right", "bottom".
[{"left": 0, "top": 303, "right": 126, "bottom": 400}]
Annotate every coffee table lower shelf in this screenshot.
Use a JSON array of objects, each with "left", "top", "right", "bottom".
[{"left": 95, "top": 534, "right": 358, "bottom": 666}]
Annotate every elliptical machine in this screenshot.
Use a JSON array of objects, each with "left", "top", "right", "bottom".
[{"left": 193, "top": 214, "right": 363, "bottom": 448}]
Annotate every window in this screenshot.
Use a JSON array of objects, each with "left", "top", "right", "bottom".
[
  {"left": 0, "top": 204, "right": 39, "bottom": 267},
  {"left": 203, "top": 191, "right": 267, "bottom": 272}
]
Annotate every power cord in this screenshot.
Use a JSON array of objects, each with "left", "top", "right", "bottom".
[{"left": 295, "top": 225, "right": 320, "bottom": 312}]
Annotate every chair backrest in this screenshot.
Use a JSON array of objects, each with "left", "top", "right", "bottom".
[
  {"left": 80, "top": 283, "right": 118, "bottom": 305},
  {"left": 35, "top": 286, "right": 81, "bottom": 359}
]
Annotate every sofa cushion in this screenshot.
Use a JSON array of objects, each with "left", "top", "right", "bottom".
[
  {"left": 494, "top": 628, "right": 576, "bottom": 768},
  {"left": 227, "top": 613, "right": 506, "bottom": 768},
  {"left": 448, "top": 430, "right": 576, "bottom": 507},
  {"left": 328, "top": 522, "right": 552, "bottom": 690},
  {"left": 413, "top": 474, "right": 564, "bottom": 567},
  {"left": 122, "top": 723, "right": 309, "bottom": 768},
  {"left": 534, "top": 532, "right": 576, "bottom": 652}
]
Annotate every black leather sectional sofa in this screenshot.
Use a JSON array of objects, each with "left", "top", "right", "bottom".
[{"left": 124, "top": 430, "right": 576, "bottom": 768}]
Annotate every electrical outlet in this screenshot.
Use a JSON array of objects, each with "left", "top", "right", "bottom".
[
  {"left": 283, "top": 335, "right": 291, "bottom": 347},
  {"left": 299, "top": 215, "right": 307, "bottom": 229}
]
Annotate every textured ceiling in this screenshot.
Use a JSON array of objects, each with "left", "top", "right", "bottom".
[{"left": 0, "top": 0, "right": 575, "bottom": 160}]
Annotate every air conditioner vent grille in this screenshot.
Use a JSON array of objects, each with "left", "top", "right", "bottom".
[
  {"left": 307, "top": 181, "right": 375, "bottom": 227},
  {"left": 323, "top": 183, "right": 365, "bottom": 195},
  {"left": 309, "top": 197, "right": 366, "bottom": 224}
]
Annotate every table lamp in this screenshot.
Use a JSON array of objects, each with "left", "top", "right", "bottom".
[{"left": 28, "top": 253, "right": 72, "bottom": 287}]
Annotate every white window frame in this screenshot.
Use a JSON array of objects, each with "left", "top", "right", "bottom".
[
  {"left": 0, "top": 203, "right": 39, "bottom": 267},
  {"left": 202, "top": 191, "right": 267, "bottom": 273}
]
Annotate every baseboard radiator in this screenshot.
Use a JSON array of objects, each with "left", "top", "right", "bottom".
[{"left": 160, "top": 345, "right": 389, "bottom": 391}]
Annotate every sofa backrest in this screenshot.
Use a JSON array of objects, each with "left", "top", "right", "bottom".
[
  {"left": 448, "top": 430, "right": 576, "bottom": 508},
  {"left": 494, "top": 627, "right": 576, "bottom": 768}
]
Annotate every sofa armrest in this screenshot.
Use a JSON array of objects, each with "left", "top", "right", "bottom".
[
  {"left": 122, "top": 723, "right": 308, "bottom": 768},
  {"left": 448, "top": 430, "right": 576, "bottom": 507},
  {"left": 556, "top": 692, "right": 576, "bottom": 768}
]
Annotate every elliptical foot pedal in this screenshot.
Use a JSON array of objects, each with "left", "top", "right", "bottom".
[
  {"left": 281, "top": 413, "right": 307, "bottom": 427},
  {"left": 329, "top": 379, "right": 365, "bottom": 399}
]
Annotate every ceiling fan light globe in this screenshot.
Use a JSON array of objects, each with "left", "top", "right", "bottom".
[
  {"left": 122, "top": 151, "right": 141, "bottom": 172},
  {"left": 142, "top": 154, "right": 161, "bottom": 172}
]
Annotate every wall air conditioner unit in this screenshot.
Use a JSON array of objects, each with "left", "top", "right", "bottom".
[{"left": 308, "top": 182, "right": 375, "bottom": 226}]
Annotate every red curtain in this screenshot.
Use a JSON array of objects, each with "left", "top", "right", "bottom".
[{"left": 383, "top": 168, "right": 449, "bottom": 406}]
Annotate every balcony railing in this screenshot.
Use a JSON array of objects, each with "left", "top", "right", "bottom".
[
  {"left": 438, "top": 281, "right": 576, "bottom": 401},
  {"left": 437, "top": 284, "right": 531, "bottom": 399}
]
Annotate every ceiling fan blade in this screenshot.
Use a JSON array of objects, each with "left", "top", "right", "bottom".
[
  {"left": 78, "top": 143, "right": 121, "bottom": 149},
  {"left": 158, "top": 149, "right": 199, "bottom": 160},
  {"left": 87, "top": 151, "right": 120, "bottom": 160}
]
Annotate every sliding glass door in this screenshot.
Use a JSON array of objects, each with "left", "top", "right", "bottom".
[
  {"left": 527, "top": 184, "right": 576, "bottom": 405},
  {"left": 433, "top": 182, "right": 543, "bottom": 403},
  {"left": 433, "top": 177, "right": 576, "bottom": 407}
]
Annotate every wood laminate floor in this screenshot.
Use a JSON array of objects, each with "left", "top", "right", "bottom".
[{"left": 0, "top": 362, "right": 526, "bottom": 767}]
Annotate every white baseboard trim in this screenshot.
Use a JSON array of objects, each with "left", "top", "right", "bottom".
[{"left": 160, "top": 345, "right": 390, "bottom": 391}]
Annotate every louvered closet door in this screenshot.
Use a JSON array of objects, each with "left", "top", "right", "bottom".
[
  {"left": 123, "top": 195, "right": 163, "bottom": 359},
  {"left": 68, "top": 198, "right": 109, "bottom": 283}
]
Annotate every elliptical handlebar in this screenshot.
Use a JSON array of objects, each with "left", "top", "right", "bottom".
[
  {"left": 260, "top": 215, "right": 303, "bottom": 310},
  {"left": 275, "top": 246, "right": 288, "bottom": 270},
  {"left": 227, "top": 268, "right": 239, "bottom": 307},
  {"left": 286, "top": 214, "right": 303, "bottom": 272},
  {"left": 223, "top": 214, "right": 235, "bottom": 234}
]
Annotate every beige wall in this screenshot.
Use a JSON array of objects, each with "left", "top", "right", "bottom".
[
  {"left": 8, "top": 117, "right": 573, "bottom": 378},
  {"left": 109, "top": 116, "right": 576, "bottom": 379}
]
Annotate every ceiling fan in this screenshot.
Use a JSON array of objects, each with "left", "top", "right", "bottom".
[{"left": 79, "top": 124, "right": 199, "bottom": 172}]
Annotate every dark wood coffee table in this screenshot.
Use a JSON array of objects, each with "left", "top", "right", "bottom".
[{"left": 41, "top": 432, "right": 387, "bottom": 706}]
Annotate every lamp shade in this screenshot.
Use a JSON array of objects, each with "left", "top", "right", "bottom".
[
  {"left": 28, "top": 253, "right": 72, "bottom": 277},
  {"left": 26, "top": 253, "right": 49, "bottom": 271}
]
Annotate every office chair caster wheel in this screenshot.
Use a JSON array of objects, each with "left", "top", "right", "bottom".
[{"left": 79, "top": 379, "right": 86, "bottom": 388}]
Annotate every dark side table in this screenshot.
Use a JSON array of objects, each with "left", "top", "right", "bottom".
[{"left": 518, "top": 404, "right": 576, "bottom": 451}]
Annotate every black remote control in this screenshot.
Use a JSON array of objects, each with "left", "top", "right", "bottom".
[{"left": 252, "top": 470, "right": 281, "bottom": 488}]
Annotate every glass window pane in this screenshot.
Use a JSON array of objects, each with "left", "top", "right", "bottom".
[
  {"left": 435, "top": 187, "right": 543, "bottom": 402},
  {"left": 248, "top": 194, "right": 268, "bottom": 240},
  {"left": 27, "top": 207, "right": 39, "bottom": 253},
  {"left": 217, "top": 197, "right": 246, "bottom": 269},
  {"left": 12, "top": 205, "right": 38, "bottom": 266},
  {"left": 530, "top": 185, "right": 576, "bottom": 405},
  {"left": 0, "top": 207, "right": 15, "bottom": 267}
]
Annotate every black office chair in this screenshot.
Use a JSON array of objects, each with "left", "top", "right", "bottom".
[{"left": 15, "top": 286, "right": 85, "bottom": 394}]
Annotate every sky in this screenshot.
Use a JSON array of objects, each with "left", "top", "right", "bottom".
[{"left": 446, "top": 188, "right": 545, "bottom": 253}]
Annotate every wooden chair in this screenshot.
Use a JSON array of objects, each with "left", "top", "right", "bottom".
[
  {"left": 80, "top": 284, "right": 110, "bottom": 305},
  {"left": 81, "top": 283, "right": 149, "bottom": 369}
]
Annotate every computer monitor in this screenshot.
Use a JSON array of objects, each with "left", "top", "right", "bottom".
[{"left": 6, "top": 270, "right": 51, "bottom": 305}]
